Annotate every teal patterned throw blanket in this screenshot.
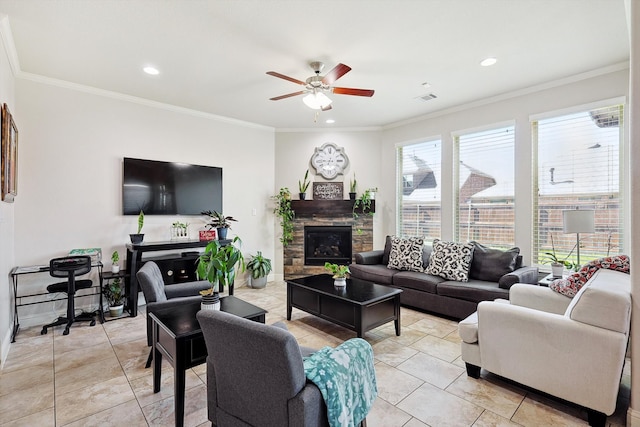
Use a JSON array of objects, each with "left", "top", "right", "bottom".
[{"left": 303, "top": 338, "right": 377, "bottom": 427}]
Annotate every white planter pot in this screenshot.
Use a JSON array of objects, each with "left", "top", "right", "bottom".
[
  {"left": 334, "top": 277, "right": 347, "bottom": 288},
  {"left": 111, "top": 264, "right": 120, "bottom": 274},
  {"left": 551, "top": 263, "right": 564, "bottom": 278},
  {"left": 109, "top": 305, "right": 124, "bottom": 317},
  {"left": 201, "top": 293, "right": 221, "bottom": 311}
]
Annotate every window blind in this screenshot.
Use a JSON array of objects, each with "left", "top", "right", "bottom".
[
  {"left": 396, "top": 140, "right": 441, "bottom": 241},
  {"left": 532, "top": 104, "right": 623, "bottom": 268},
  {"left": 454, "top": 125, "right": 515, "bottom": 248}
]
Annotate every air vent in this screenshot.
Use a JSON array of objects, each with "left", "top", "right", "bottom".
[{"left": 417, "top": 93, "right": 438, "bottom": 102}]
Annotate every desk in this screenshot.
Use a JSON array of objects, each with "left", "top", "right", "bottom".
[
  {"left": 10, "top": 262, "right": 104, "bottom": 342},
  {"left": 149, "top": 296, "right": 266, "bottom": 427},
  {"left": 125, "top": 239, "right": 229, "bottom": 317}
]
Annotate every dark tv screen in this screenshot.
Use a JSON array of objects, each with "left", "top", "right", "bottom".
[{"left": 122, "top": 157, "right": 223, "bottom": 215}]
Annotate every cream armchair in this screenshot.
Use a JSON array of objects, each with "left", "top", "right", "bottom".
[{"left": 459, "top": 269, "right": 630, "bottom": 427}]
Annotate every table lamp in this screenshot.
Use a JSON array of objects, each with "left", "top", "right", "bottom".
[{"left": 562, "top": 209, "right": 595, "bottom": 267}]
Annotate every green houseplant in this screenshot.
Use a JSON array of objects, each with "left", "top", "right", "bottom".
[
  {"left": 349, "top": 174, "right": 357, "bottom": 200},
  {"left": 103, "top": 278, "right": 125, "bottom": 316},
  {"left": 246, "top": 251, "right": 272, "bottom": 289},
  {"left": 273, "top": 187, "right": 295, "bottom": 246},
  {"left": 541, "top": 234, "right": 576, "bottom": 277},
  {"left": 298, "top": 169, "right": 311, "bottom": 200},
  {"left": 110, "top": 250, "right": 120, "bottom": 273},
  {"left": 324, "top": 262, "right": 350, "bottom": 287},
  {"left": 202, "top": 210, "right": 237, "bottom": 240},
  {"left": 130, "top": 210, "right": 145, "bottom": 244},
  {"left": 197, "top": 236, "right": 245, "bottom": 309}
]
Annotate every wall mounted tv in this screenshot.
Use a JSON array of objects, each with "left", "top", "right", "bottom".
[{"left": 122, "top": 157, "right": 223, "bottom": 215}]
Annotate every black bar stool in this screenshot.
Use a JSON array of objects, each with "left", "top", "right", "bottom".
[{"left": 41, "top": 256, "right": 97, "bottom": 336}]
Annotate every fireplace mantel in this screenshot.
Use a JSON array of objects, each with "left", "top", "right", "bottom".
[{"left": 290, "top": 200, "right": 375, "bottom": 216}]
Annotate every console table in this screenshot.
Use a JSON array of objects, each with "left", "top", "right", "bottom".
[{"left": 125, "top": 239, "right": 229, "bottom": 316}]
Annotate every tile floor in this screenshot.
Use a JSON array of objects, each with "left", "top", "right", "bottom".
[{"left": 0, "top": 280, "right": 630, "bottom": 426}]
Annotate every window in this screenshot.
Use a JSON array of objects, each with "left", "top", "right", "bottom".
[
  {"left": 533, "top": 103, "right": 623, "bottom": 267},
  {"left": 397, "top": 140, "right": 441, "bottom": 241},
  {"left": 454, "top": 125, "right": 515, "bottom": 248}
]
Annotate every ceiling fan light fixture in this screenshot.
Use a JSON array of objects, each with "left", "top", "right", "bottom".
[{"left": 303, "top": 91, "right": 332, "bottom": 110}]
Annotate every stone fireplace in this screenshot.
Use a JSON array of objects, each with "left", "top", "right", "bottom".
[{"left": 284, "top": 200, "right": 374, "bottom": 279}]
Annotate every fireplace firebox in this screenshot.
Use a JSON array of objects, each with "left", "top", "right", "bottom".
[{"left": 304, "top": 226, "right": 352, "bottom": 266}]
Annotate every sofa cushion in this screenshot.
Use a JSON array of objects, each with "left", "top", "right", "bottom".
[
  {"left": 387, "top": 236, "right": 425, "bottom": 272},
  {"left": 381, "top": 235, "right": 393, "bottom": 265},
  {"left": 469, "top": 242, "right": 520, "bottom": 282},
  {"left": 565, "top": 268, "right": 631, "bottom": 334},
  {"left": 425, "top": 239, "right": 474, "bottom": 282},
  {"left": 349, "top": 263, "right": 396, "bottom": 285},
  {"left": 391, "top": 271, "right": 443, "bottom": 294},
  {"left": 436, "top": 279, "right": 509, "bottom": 303}
]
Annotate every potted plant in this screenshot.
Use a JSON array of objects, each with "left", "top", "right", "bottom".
[
  {"left": 246, "top": 251, "right": 272, "bottom": 289},
  {"left": 273, "top": 187, "right": 295, "bottom": 246},
  {"left": 298, "top": 169, "right": 311, "bottom": 200},
  {"left": 353, "top": 188, "right": 376, "bottom": 219},
  {"left": 349, "top": 174, "right": 357, "bottom": 200},
  {"left": 324, "top": 262, "right": 350, "bottom": 288},
  {"left": 103, "top": 277, "right": 125, "bottom": 316},
  {"left": 171, "top": 221, "right": 189, "bottom": 239},
  {"left": 541, "top": 234, "right": 576, "bottom": 277},
  {"left": 202, "top": 210, "right": 237, "bottom": 240},
  {"left": 110, "top": 250, "right": 120, "bottom": 273},
  {"left": 197, "top": 236, "right": 245, "bottom": 309},
  {"left": 130, "top": 210, "right": 145, "bottom": 244}
]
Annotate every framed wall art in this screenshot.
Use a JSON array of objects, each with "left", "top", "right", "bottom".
[{"left": 1, "top": 103, "right": 18, "bottom": 202}]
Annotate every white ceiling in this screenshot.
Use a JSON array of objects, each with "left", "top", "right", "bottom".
[{"left": 0, "top": 0, "right": 630, "bottom": 130}]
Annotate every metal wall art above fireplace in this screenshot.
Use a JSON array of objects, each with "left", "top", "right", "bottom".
[{"left": 304, "top": 226, "right": 352, "bottom": 266}]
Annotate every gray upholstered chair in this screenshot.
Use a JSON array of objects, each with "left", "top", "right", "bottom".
[
  {"left": 197, "top": 309, "right": 329, "bottom": 426},
  {"left": 137, "top": 261, "right": 211, "bottom": 367}
]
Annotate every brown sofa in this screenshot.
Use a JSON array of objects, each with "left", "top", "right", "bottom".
[{"left": 350, "top": 238, "right": 539, "bottom": 319}]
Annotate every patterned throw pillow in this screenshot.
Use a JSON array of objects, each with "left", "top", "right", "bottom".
[
  {"left": 387, "top": 236, "right": 425, "bottom": 272},
  {"left": 426, "top": 239, "right": 474, "bottom": 282}
]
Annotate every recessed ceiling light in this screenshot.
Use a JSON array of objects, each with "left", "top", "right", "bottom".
[
  {"left": 325, "top": 119, "right": 335, "bottom": 124},
  {"left": 480, "top": 57, "right": 497, "bottom": 67},
  {"left": 143, "top": 66, "right": 160, "bottom": 75}
]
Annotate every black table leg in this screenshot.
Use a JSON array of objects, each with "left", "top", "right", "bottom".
[
  {"left": 394, "top": 295, "right": 401, "bottom": 336},
  {"left": 152, "top": 324, "right": 162, "bottom": 393}
]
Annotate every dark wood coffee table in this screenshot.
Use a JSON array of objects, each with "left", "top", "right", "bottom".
[
  {"left": 149, "top": 296, "right": 266, "bottom": 427},
  {"left": 287, "top": 274, "right": 402, "bottom": 337}
]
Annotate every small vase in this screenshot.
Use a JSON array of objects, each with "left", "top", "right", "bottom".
[
  {"left": 334, "top": 277, "right": 347, "bottom": 288},
  {"left": 299, "top": 192, "right": 307, "bottom": 200},
  {"left": 551, "top": 263, "right": 564, "bottom": 278},
  {"left": 349, "top": 192, "right": 356, "bottom": 200},
  {"left": 201, "top": 293, "right": 221, "bottom": 311},
  {"left": 111, "top": 264, "right": 120, "bottom": 274},
  {"left": 217, "top": 228, "right": 228, "bottom": 240},
  {"left": 130, "top": 233, "right": 144, "bottom": 244}
]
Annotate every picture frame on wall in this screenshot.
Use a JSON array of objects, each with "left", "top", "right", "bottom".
[{"left": 1, "top": 103, "right": 18, "bottom": 203}]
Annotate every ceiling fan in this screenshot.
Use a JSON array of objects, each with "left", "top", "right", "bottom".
[{"left": 266, "top": 61, "right": 374, "bottom": 111}]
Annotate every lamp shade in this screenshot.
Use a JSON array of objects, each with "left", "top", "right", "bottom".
[
  {"left": 303, "top": 92, "right": 332, "bottom": 110},
  {"left": 562, "top": 209, "right": 595, "bottom": 234}
]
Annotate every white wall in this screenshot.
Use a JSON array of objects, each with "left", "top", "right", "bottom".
[
  {"left": 273, "top": 130, "right": 383, "bottom": 276},
  {"left": 0, "top": 16, "right": 16, "bottom": 366},
  {"left": 8, "top": 78, "right": 275, "bottom": 329},
  {"left": 381, "top": 68, "right": 630, "bottom": 266}
]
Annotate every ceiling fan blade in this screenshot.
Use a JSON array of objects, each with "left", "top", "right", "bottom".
[
  {"left": 270, "top": 91, "right": 306, "bottom": 101},
  {"left": 266, "top": 71, "right": 305, "bottom": 86},
  {"left": 332, "top": 87, "right": 375, "bottom": 97},
  {"left": 321, "top": 63, "right": 351, "bottom": 85}
]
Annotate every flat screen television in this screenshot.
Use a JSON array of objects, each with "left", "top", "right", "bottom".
[{"left": 122, "top": 157, "right": 223, "bottom": 215}]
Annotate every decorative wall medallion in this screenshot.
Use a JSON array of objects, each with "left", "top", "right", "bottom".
[{"left": 310, "top": 142, "right": 349, "bottom": 180}]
